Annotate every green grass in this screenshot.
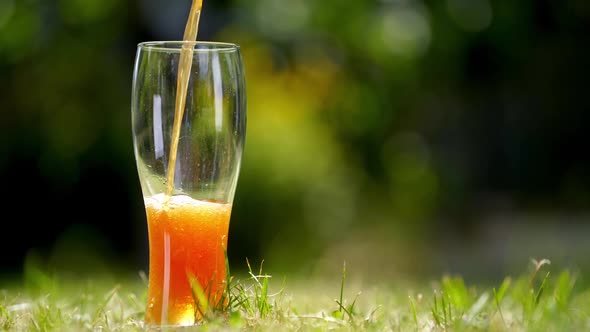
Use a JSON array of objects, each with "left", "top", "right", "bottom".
[{"left": 1, "top": 259, "right": 589, "bottom": 331}]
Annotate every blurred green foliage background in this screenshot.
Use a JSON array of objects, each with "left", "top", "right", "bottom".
[{"left": 1, "top": 0, "right": 589, "bottom": 283}]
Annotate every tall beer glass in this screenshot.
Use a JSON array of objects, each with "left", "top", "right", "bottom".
[{"left": 131, "top": 41, "right": 246, "bottom": 326}]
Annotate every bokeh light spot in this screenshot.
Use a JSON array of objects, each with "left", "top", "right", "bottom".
[
  {"left": 447, "top": 0, "right": 493, "bottom": 32},
  {"left": 0, "top": 2, "right": 40, "bottom": 62},
  {"left": 0, "top": 0, "right": 15, "bottom": 29},
  {"left": 255, "top": 0, "right": 310, "bottom": 39},
  {"left": 378, "top": 7, "right": 431, "bottom": 58}
]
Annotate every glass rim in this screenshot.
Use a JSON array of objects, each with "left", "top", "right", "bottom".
[{"left": 137, "top": 41, "right": 240, "bottom": 53}]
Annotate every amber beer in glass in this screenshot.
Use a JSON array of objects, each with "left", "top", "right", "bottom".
[{"left": 131, "top": 41, "right": 246, "bottom": 326}]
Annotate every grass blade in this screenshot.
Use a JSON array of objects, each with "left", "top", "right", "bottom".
[
  {"left": 409, "top": 296, "right": 418, "bottom": 328},
  {"left": 534, "top": 272, "right": 550, "bottom": 306},
  {"left": 339, "top": 261, "right": 346, "bottom": 316}
]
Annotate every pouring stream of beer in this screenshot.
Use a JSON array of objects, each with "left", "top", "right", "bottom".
[{"left": 165, "top": 0, "right": 203, "bottom": 199}]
